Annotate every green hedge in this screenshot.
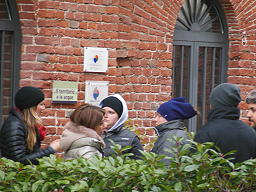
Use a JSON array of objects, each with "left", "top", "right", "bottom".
[{"left": 1, "top": 141, "right": 256, "bottom": 192}]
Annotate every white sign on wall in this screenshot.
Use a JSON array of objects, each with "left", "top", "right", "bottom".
[
  {"left": 85, "top": 81, "right": 109, "bottom": 105},
  {"left": 52, "top": 81, "right": 78, "bottom": 104},
  {"left": 83, "top": 47, "right": 108, "bottom": 72}
]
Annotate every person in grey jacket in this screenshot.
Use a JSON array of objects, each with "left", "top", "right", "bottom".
[
  {"left": 151, "top": 97, "right": 197, "bottom": 165},
  {"left": 60, "top": 104, "right": 105, "bottom": 160},
  {"left": 99, "top": 94, "right": 143, "bottom": 159}
]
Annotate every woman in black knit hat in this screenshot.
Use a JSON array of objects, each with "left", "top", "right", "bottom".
[{"left": 0, "top": 86, "right": 61, "bottom": 164}]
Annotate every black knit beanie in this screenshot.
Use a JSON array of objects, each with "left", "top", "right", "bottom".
[
  {"left": 15, "top": 86, "right": 45, "bottom": 110},
  {"left": 210, "top": 83, "right": 241, "bottom": 108},
  {"left": 101, "top": 96, "right": 123, "bottom": 117}
]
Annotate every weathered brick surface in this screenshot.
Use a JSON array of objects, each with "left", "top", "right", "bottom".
[{"left": 16, "top": 0, "right": 256, "bottom": 147}]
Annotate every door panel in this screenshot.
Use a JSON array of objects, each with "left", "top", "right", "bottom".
[
  {"left": 0, "top": 0, "right": 21, "bottom": 126},
  {"left": 173, "top": 0, "right": 228, "bottom": 132},
  {"left": 173, "top": 45, "right": 191, "bottom": 100},
  {"left": 173, "top": 42, "right": 226, "bottom": 131},
  {"left": 196, "top": 46, "right": 223, "bottom": 128}
]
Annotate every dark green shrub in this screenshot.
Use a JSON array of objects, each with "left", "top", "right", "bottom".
[{"left": 0, "top": 141, "right": 256, "bottom": 192}]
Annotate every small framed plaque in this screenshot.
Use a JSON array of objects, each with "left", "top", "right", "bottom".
[
  {"left": 52, "top": 81, "right": 78, "bottom": 104},
  {"left": 85, "top": 81, "right": 109, "bottom": 105},
  {"left": 84, "top": 47, "right": 108, "bottom": 72}
]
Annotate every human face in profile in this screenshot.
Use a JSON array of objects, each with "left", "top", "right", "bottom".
[
  {"left": 155, "top": 112, "right": 167, "bottom": 126},
  {"left": 102, "top": 107, "right": 119, "bottom": 131},
  {"left": 36, "top": 101, "right": 45, "bottom": 115},
  {"left": 247, "top": 104, "right": 256, "bottom": 128}
]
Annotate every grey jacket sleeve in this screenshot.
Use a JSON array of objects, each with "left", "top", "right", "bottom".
[
  {"left": 129, "top": 136, "right": 144, "bottom": 159},
  {"left": 151, "top": 130, "right": 188, "bottom": 165}
]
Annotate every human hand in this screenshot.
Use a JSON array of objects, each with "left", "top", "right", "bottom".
[{"left": 50, "top": 139, "right": 62, "bottom": 152}]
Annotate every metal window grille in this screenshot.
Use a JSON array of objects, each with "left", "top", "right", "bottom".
[
  {"left": 173, "top": 0, "right": 228, "bottom": 131},
  {"left": 0, "top": 0, "right": 21, "bottom": 125}
]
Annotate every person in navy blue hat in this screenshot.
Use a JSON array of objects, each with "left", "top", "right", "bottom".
[{"left": 151, "top": 97, "right": 197, "bottom": 165}]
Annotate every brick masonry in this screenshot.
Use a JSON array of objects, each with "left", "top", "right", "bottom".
[{"left": 16, "top": 0, "right": 256, "bottom": 148}]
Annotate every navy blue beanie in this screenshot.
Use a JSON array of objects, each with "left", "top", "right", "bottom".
[{"left": 157, "top": 97, "right": 197, "bottom": 121}]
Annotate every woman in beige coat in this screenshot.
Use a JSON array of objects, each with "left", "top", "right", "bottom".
[{"left": 60, "top": 104, "right": 105, "bottom": 160}]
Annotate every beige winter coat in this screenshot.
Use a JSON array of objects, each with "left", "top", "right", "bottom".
[{"left": 60, "top": 121, "right": 105, "bottom": 160}]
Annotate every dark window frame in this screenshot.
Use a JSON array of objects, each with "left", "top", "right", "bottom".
[{"left": 0, "top": 0, "right": 21, "bottom": 125}]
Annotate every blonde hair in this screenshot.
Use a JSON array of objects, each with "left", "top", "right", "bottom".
[{"left": 22, "top": 106, "right": 42, "bottom": 151}]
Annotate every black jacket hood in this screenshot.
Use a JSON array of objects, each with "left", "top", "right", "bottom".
[{"left": 208, "top": 106, "right": 240, "bottom": 121}]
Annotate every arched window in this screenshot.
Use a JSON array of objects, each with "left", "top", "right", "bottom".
[
  {"left": 173, "top": 0, "right": 228, "bottom": 131},
  {"left": 0, "top": 0, "right": 21, "bottom": 125}
]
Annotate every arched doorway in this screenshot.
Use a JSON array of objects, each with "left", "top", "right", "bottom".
[
  {"left": 173, "top": 0, "right": 228, "bottom": 131},
  {"left": 0, "top": 0, "right": 21, "bottom": 125}
]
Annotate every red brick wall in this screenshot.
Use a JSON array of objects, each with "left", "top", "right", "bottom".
[
  {"left": 16, "top": 0, "right": 256, "bottom": 148},
  {"left": 219, "top": 0, "right": 256, "bottom": 120}
]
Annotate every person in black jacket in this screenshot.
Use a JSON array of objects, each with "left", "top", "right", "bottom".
[
  {"left": 0, "top": 86, "right": 61, "bottom": 164},
  {"left": 99, "top": 94, "right": 143, "bottom": 159},
  {"left": 194, "top": 83, "right": 256, "bottom": 163},
  {"left": 151, "top": 97, "right": 197, "bottom": 165}
]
